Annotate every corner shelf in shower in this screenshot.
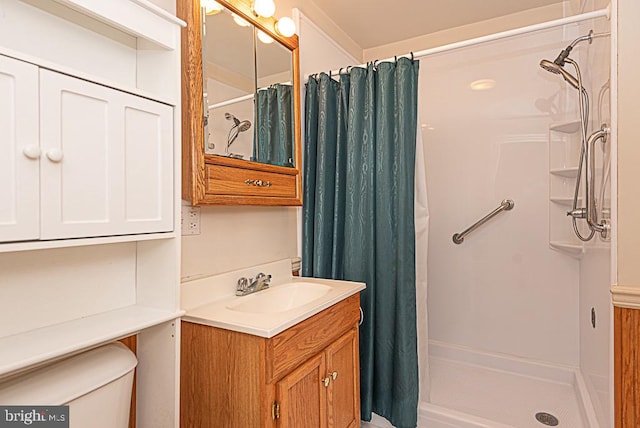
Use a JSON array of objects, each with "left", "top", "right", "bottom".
[
  {"left": 548, "top": 121, "right": 583, "bottom": 258},
  {"left": 550, "top": 167, "right": 579, "bottom": 178},
  {"left": 549, "top": 120, "right": 581, "bottom": 134},
  {"left": 549, "top": 241, "right": 584, "bottom": 258},
  {"left": 550, "top": 197, "right": 582, "bottom": 206}
]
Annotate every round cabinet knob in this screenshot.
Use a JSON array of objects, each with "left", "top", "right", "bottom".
[
  {"left": 22, "top": 145, "right": 41, "bottom": 160},
  {"left": 331, "top": 371, "right": 338, "bottom": 381},
  {"left": 46, "top": 149, "right": 64, "bottom": 163}
]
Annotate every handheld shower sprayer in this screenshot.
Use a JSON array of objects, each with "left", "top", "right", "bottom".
[
  {"left": 539, "top": 29, "right": 611, "bottom": 241},
  {"left": 539, "top": 30, "right": 600, "bottom": 90},
  {"left": 539, "top": 59, "right": 580, "bottom": 89}
]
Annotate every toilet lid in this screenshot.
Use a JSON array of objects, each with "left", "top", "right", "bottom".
[{"left": 0, "top": 342, "right": 137, "bottom": 405}]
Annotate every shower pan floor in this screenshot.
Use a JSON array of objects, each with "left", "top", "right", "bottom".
[{"left": 426, "top": 357, "right": 586, "bottom": 427}]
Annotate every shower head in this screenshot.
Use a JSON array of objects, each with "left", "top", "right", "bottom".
[
  {"left": 539, "top": 59, "right": 580, "bottom": 90},
  {"left": 225, "top": 112, "right": 240, "bottom": 126},
  {"left": 539, "top": 30, "right": 598, "bottom": 90}
]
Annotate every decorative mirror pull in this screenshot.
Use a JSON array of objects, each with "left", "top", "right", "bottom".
[{"left": 245, "top": 179, "right": 272, "bottom": 187}]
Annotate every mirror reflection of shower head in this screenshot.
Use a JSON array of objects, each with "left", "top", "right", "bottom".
[
  {"left": 225, "top": 112, "right": 240, "bottom": 126},
  {"left": 237, "top": 120, "right": 251, "bottom": 132},
  {"left": 225, "top": 114, "right": 252, "bottom": 157}
]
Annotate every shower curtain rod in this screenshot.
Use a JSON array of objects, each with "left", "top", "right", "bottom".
[
  {"left": 208, "top": 93, "right": 254, "bottom": 110},
  {"left": 310, "top": 6, "right": 610, "bottom": 80},
  {"left": 208, "top": 81, "right": 294, "bottom": 110}
]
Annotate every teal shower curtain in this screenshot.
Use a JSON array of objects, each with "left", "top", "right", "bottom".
[
  {"left": 303, "top": 58, "right": 420, "bottom": 428},
  {"left": 253, "top": 84, "right": 294, "bottom": 167}
]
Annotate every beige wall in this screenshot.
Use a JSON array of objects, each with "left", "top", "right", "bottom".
[
  {"left": 616, "top": 0, "right": 640, "bottom": 287},
  {"left": 181, "top": 205, "right": 298, "bottom": 281},
  {"left": 362, "top": 3, "right": 565, "bottom": 61},
  {"left": 272, "top": 0, "right": 362, "bottom": 61}
]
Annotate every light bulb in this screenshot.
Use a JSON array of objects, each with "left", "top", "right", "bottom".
[
  {"left": 232, "top": 13, "right": 250, "bottom": 27},
  {"left": 253, "top": 0, "right": 275, "bottom": 18},
  {"left": 257, "top": 30, "right": 274, "bottom": 44},
  {"left": 275, "top": 17, "right": 296, "bottom": 37},
  {"left": 201, "top": 0, "right": 222, "bottom": 15}
]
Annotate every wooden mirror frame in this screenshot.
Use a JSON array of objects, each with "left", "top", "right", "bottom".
[{"left": 178, "top": 0, "right": 302, "bottom": 206}]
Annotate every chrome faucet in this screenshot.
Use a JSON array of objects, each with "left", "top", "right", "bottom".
[{"left": 236, "top": 272, "right": 272, "bottom": 296}]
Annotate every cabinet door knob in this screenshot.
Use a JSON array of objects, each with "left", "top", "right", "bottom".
[
  {"left": 322, "top": 377, "right": 331, "bottom": 387},
  {"left": 331, "top": 371, "right": 338, "bottom": 381},
  {"left": 46, "top": 149, "right": 64, "bottom": 163},
  {"left": 22, "top": 145, "right": 41, "bottom": 160}
]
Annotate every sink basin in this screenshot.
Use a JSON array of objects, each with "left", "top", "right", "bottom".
[
  {"left": 226, "top": 282, "right": 332, "bottom": 314},
  {"left": 182, "top": 259, "right": 366, "bottom": 337}
]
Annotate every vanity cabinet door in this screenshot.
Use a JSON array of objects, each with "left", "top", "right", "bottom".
[
  {"left": 39, "top": 69, "right": 173, "bottom": 239},
  {"left": 276, "top": 353, "right": 327, "bottom": 428},
  {"left": 0, "top": 55, "right": 39, "bottom": 242},
  {"left": 325, "top": 328, "right": 360, "bottom": 428}
]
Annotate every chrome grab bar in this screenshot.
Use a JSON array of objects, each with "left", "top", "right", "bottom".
[
  {"left": 585, "top": 124, "right": 610, "bottom": 239},
  {"left": 452, "top": 199, "right": 515, "bottom": 245}
]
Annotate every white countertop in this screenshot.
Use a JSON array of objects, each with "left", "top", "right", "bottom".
[{"left": 181, "top": 259, "right": 365, "bottom": 338}]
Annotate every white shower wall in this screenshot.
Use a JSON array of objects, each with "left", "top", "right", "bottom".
[
  {"left": 420, "top": 19, "right": 612, "bottom": 426},
  {"left": 577, "top": 15, "right": 612, "bottom": 427},
  {"left": 422, "top": 26, "right": 581, "bottom": 366}
]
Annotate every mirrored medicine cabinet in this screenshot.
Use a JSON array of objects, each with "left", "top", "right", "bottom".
[{"left": 178, "top": 0, "right": 302, "bottom": 206}]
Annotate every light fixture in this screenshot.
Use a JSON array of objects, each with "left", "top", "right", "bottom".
[
  {"left": 469, "top": 79, "right": 496, "bottom": 91},
  {"left": 275, "top": 16, "right": 296, "bottom": 37},
  {"left": 232, "top": 13, "right": 250, "bottom": 27},
  {"left": 257, "top": 30, "right": 274, "bottom": 44},
  {"left": 253, "top": 0, "right": 275, "bottom": 18},
  {"left": 201, "top": 0, "right": 223, "bottom": 15}
]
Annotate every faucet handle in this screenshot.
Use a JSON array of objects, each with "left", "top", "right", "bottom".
[
  {"left": 237, "top": 277, "right": 249, "bottom": 291},
  {"left": 256, "top": 273, "right": 272, "bottom": 284}
]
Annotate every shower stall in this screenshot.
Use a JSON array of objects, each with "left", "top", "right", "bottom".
[{"left": 418, "top": 14, "right": 612, "bottom": 428}]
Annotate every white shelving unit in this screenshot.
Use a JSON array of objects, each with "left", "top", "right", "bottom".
[
  {"left": 548, "top": 120, "right": 586, "bottom": 258},
  {"left": 0, "top": 1, "right": 185, "bottom": 427},
  {"left": 0, "top": 305, "right": 181, "bottom": 376}
]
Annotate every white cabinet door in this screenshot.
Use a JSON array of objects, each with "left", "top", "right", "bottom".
[
  {"left": 39, "top": 70, "right": 173, "bottom": 239},
  {"left": 0, "top": 55, "right": 39, "bottom": 242}
]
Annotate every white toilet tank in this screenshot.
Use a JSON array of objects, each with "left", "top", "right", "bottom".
[{"left": 0, "top": 342, "right": 137, "bottom": 428}]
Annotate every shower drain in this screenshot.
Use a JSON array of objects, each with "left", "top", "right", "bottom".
[{"left": 535, "top": 412, "right": 559, "bottom": 426}]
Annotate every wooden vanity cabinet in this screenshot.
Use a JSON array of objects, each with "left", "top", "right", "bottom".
[{"left": 181, "top": 294, "right": 361, "bottom": 428}]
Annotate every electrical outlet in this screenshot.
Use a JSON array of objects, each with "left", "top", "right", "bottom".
[{"left": 181, "top": 206, "right": 201, "bottom": 235}]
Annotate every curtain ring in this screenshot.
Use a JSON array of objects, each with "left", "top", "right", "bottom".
[
  {"left": 329, "top": 70, "right": 332, "bottom": 78},
  {"left": 394, "top": 55, "right": 397, "bottom": 63},
  {"left": 338, "top": 67, "right": 343, "bottom": 76},
  {"left": 411, "top": 52, "right": 415, "bottom": 61}
]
